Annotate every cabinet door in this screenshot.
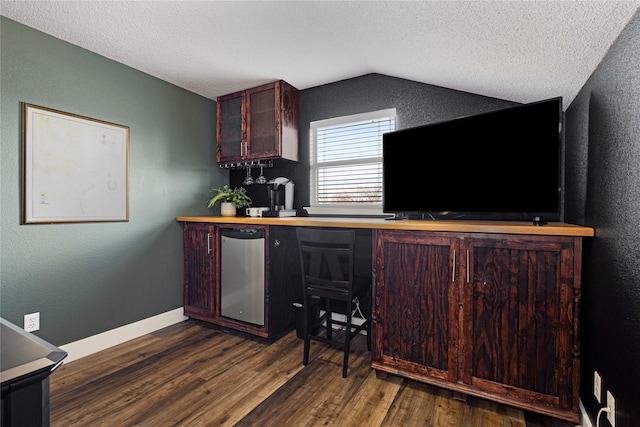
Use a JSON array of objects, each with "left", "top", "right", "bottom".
[
  {"left": 267, "top": 226, "right": 299, "bottom": 335},
  {"left": 246, "top": 83, "right": 279, "bottom": 160},
  {"left": 373, "top": 230, "right": 460, "bottom": 383},
  {"left": 183, "top": 223, "right": 217, "bottom": 320},
  {"left": 216, "top": 91, "right": 244, "bottom": 163},
  {"left": 461, "top": 235, "right": 578, "bottom": 412}
]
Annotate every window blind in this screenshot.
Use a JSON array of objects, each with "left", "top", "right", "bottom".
[{"left": 310, "top": 109, "right": 396, "bottom": 207}]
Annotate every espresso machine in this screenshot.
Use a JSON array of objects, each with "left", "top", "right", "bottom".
[{"left": 263, "top": 177, "right": 296, "bottom": 217}]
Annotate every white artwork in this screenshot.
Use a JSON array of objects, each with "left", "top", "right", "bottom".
[{"left": 23, "top": 104, "right": 129, "bottom": 223}]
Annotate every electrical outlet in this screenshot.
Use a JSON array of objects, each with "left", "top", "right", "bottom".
[
  {"left": 594, "top": 371, "right": 602, "bottom": 403},
  {"left": 607, "top": 390, "right": 615, "bottom": 427},
  {"left": 24, "top": 312, "right": 40, "bottom": 332}
]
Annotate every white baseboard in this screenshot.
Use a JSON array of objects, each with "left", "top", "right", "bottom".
[{"left": 60, "top": 308, "right": 187, "bottom": 363}]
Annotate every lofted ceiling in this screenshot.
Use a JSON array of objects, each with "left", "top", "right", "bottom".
[{"left": 1, "top": 1, "right": 639, "bottom": 109}]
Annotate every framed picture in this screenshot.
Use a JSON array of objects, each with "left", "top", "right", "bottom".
[{"left": 23, "top": 103, "right": 129, "bottom": 224}]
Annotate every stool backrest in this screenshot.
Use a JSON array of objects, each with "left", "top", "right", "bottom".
[{"left": 296, "top": 228, "right": 356, "bottom": 299}]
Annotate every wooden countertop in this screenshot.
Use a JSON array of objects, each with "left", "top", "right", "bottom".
[{"left": 176, "top": 216, "right": 594, "bottom": 237}]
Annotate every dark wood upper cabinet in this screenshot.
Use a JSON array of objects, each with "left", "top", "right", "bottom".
[{"left": 216, "top": 80, "right": 299, "bottom": 164}]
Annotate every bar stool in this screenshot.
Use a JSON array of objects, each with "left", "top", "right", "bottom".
[{"left": 296, "top": 228, "right": 371, "bottom": 378}]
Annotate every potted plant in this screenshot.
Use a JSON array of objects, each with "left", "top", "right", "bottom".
[{"left": 207, "top": 185, "right": 252, "bottom": 216}]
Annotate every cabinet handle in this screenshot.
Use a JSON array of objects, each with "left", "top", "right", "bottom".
[
  {"left": 273, "top": 239, "right": 280, "bottom": 248},
  {"left": 207, "top": 232, "right": 212, "bottom": 254},
  {"left": 466, "top": 249, "right": 470, "bottom": 283},
  {"left": 452, "top": 250, "right": 456, "bottom": 282}
]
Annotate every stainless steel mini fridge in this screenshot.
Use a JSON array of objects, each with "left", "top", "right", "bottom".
[{"left": 220, "top": 228, "right": 266, "bottom": 326}]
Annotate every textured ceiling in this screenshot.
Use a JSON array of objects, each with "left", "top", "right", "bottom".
[{"left": 1, "top": 1, "right": 639, "bottom": 109}]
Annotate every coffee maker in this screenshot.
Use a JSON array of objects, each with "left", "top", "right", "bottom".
[{"left": 263, "top": 177, "right": 296, "bottom": 217}]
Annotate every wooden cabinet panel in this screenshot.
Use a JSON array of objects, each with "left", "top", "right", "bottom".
[
  {"left": 247, "top": 85, "right": 277, "bottom": 157},
  {"left": 461, "top": 235, "right": 578, "bottom": 414},
  {"left": 267, "top": 226, "right": 300, "bottom": 336},
  {"left": 183, "top": 223, "right": 217, "bottom": 320},
  {"left": 373, "top": 231, "right": 459, "bottom": 382},
  {"left": 217, "top": 93, "right": 243, "bottom": 161}
]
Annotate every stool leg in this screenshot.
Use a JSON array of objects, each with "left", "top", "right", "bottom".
[
  {"left": 343, "top": 301, "right": 353, "bottom": 378},
  {"left": 303, "top": 303, "right": 310, "bottom": 366},
  {"left": 303, "top": 337, "right": 310, "bottom": 365},
  {"left": 326, "top": 300, "right": 332, "bottom": 341}
]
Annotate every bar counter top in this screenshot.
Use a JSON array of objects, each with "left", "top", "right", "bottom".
[{"left": 176, "top": 216, "right": 594, "bottom": 237}]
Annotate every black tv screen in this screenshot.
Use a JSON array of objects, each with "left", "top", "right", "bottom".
[{"left": 382, "top": 97, "right": 562, "bottom": 221}]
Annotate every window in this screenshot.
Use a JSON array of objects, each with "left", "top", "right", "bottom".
[{"left": 309, "top": 109, "right": 396, "bottom": 214}]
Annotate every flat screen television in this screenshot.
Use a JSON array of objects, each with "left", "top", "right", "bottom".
[{"left": 382, "top": 97, "right": 562, "bottom": 222}]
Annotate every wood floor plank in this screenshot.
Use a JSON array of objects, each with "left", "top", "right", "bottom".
[
  {"left": 337, "top": 369, "right": 404, "bottom": 425},
  {"left": 49, "top": 321, "right": 554, "bottom": 427},
  {"left": 383, "top": 380, "right": 443, "bottom": 425},
  {"left": 238, "top": 334, "right": 391, "bottom": 427},
  {"left": 50, "top": 321, "right": 206, "bottom": 396},
  {"left": 237, "top": 359, "right": 348, "bottom": 426},
  {"left": 459, "top": 395, "right": 527, "bottom": 427},
  {"left": 51, "top": 327, "right": 225, "bottom": 424},
  {"left": 108, "top": 372, "right": 207, "bottom": 426},
  {"left": 162, "top": 329, "right": 311, "bottom": 426}
]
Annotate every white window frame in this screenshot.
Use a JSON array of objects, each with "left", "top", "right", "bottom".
[{"left": 307, "top": 108, "right": 396, "bottom": 216}]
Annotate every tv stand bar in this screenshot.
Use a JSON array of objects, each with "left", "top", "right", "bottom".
[
  {"left": 177, "top": 216, "right": 592, "bottom": 423},
  {"left": 177, "top": 216, "right": 593, "bottom": 237}
]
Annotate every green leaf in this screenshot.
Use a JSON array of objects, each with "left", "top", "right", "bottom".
[{"left": 207, "top": 185, "right": 252, "bottom": 208}]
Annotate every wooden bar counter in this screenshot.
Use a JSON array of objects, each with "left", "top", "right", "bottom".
[
  {"left": 177, "top": 215, "right": 593, "bottom": 236},
  {"left": 177, "top": 215, "right": 593, "bottom": 423}
]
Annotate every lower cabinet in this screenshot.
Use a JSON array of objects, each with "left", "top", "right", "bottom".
[
  {"left": 372, "top": 230, "right": 582, "bottom": 423},
  {"left": 182, "top": 220, "right": 584, "bottom": 421},
  {"left": 267, "top": 225, "right": 300, "bottom": 336},
  {"left": 182, "top": 222, "right": 296, "bottom": 340},
  {"left": 183, "top": 222, "right": 217, "bottom": 319}
]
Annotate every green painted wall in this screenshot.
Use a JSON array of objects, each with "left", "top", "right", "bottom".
[{"left": 0, "top": 17, "right": 226, "bottom": 345}]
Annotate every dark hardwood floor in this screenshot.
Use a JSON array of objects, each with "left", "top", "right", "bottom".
[{"left": 49, "top": 320, "right": 575, "bottom": 426}]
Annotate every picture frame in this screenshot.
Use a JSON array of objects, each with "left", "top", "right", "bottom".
[{"left": 23, "top": 103, "right": 129, "bottom": 224}]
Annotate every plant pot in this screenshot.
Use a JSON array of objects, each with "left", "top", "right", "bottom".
[{"left": 220, "top": 202, "right": 236, "bottom": 217}]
